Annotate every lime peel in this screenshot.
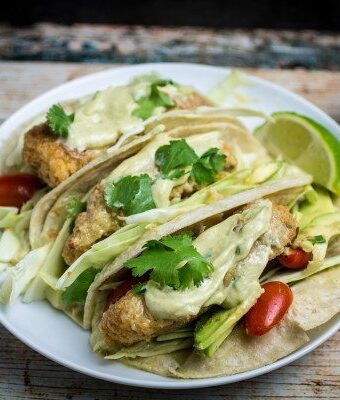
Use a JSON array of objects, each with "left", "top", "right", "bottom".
[{"left": 255, "top": 112, "right": 340, "bottom": 195}]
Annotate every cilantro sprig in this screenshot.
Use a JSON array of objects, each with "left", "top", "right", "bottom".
[
  {"left": 104, "top": 174, "right": 156, "bottom": 216},
  {"left": 62, "top": 267, "right": 100, "bottom": 305},
  {"left": 66, "top": 197, "right": 86, "bottom": 220},
  {"left": 47, "top": 104, "right": 74, "bottom": 138},
  {"left": 155, "top": 139, "right": 198, "bottom": 180},
  {"left": 308, "top": 235, "right": 326, "bottom": 244},
  {"left": 125, "top": 234, "right": 213, "bottom": 290},
  {"left": 155, "top": 139, "right": 227, "bottom": 184},
  {"left": 191, "top": 148, "right": 226, "bottom": 185},
  {"left": 132, "top": 282, "right": 147, "bottom": 294},
  {"left": 132, "top": 80, "right": 175, "bottom": 120}
]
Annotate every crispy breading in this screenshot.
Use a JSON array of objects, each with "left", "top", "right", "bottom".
[
  {"left": 173, "top": 92, "right": 210, "bottom": 109},
  {"left": 100, "top": 202, "right": 297, "bottom": 346},
  {"left": 100, "top": 291, "right": 191, "bottom": 346},
  {"left": 62, "top": 184, "right": 124, "bottom": 265},
  {"left": 266, "top": 203, "right": 297, "bottom": 258},
  {"left": 23, "top": 123, "right": 100, "bottom": 187}
]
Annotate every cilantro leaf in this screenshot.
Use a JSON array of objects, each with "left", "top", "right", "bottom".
[
  {"left": 132, "top": 80, "right": 175, "bottom": 120},
  {"left": 124, "top": 234, "right": 213, "bottom": 290},
  {"left": 62, "top": 267, "right": 100, "bottom": 305},
  {"left": 155, "top": 141, "right": 226, "bottom": 184},
  {"left": 132, "top": 283, "right": 147, "bottom": 294},
  {"left": 191, "top": 148, "right": 226, "bottom": 185},
  {"left": 66, "top": 197, "right": 86, "bottom": 220},
  {"left": 104, "top": 174, "right": 156, "bottom": 216},
  {"left": 308, "top": 235, "right": 326, "bottom": 244},
  {"left": 155, "top": 139, "right": 198, "bottom": 179},
  {"left": 47, "top": 104, "right": 74, "bottom": 138}
]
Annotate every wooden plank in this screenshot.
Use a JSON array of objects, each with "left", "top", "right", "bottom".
[
  {"left": 0, "top": 327, "right": 340, "bottom": 400},
  {"left": 0, "top": 61, "right": 340, "bottom": 123},
  {"left": 1, "top": 24, "right": 340, "bottom": 70},
  {"left": 0, "top": 324, "right": 339, "bottom": 399}
]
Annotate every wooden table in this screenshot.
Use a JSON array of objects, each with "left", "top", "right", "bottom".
[{"left": 0, "top": 61, "right": 339, "bottom": 399}]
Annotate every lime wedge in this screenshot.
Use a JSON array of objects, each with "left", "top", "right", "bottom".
[{"left": 255, "top": 112, "right": 340, "bottom": 195}]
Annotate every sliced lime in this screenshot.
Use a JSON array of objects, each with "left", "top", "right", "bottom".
[{"left": 255, "top": 112, "right": 340, "bottom": 195}]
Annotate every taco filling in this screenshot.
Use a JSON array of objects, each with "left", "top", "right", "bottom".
[{"left": 62, "top": 134, "right": 236, "bottom": 265}]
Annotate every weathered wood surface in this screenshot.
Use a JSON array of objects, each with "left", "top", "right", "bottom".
[
  {"left": 0, "top": 325, "right": 339, "bottom": 399},
  {"left": 0, "top": 61, "right": 339, "bottom": 399},
  {"left": 1, "top": 24, "right": 340, "bottom": 70},
  {"left": 0, "top": 62, "right": 340, "bottom": 123}
]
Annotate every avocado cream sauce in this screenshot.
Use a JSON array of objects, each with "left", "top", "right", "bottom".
[
  {"left": 65, "top": 84, "right": 145, "bottom": 150},
  {"left": 144, "top": 201, "right": 272, "bottom": 320}
]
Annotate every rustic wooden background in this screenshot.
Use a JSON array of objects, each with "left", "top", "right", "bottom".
[{"left": 0, "top": 25, "right": 339, "bottom": 399}]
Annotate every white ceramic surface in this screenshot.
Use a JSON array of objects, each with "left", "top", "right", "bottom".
[{"left": 0, "top": 63, "right": 339, "bottom": 389}]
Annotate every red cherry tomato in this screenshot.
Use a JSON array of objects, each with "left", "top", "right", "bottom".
[
  {"left": 0, "top": 174, "right": 44, "bottom": 208},
  {"left": 245, "top": 281, "right": 293, "bottom": 336},
  {"left": 277, "top": 247, "right": 312, "bottom": 270},
  {"left": 106, "top": 276, "right": 149, "bottom": 307}
]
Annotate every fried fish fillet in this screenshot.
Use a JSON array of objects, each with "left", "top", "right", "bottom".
[
  {"left": 23, "top": 123, "right": 100, "bottom": 187},
  {"left": 62, "top": 184, "right": 124, "bottom": 265},
  {"left": 100, "top": 203, "right": 296, "bottom": 346}
]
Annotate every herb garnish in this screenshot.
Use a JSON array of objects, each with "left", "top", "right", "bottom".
[
  {"left": 125, "top": 233, "right": 213, "bottom": 290},
  {"left": 132, "top": 80, "right": 175, "bottom": 120},
  {"left": 62, "top": 267, "right": 100, "bottom": 305},
  {"left": 155, "top": 139, "right": 198, "bottom": 180},
  {"left": 308, "top": 235, "right": 326, "bottom": 244},
  {"left": 104, "top": 174, "right": 156, "bottom": 216},
  {"left": 191, "top": 148, "right": 226, "bottom": 185},
  {"left": 155, "top": 139, "right": 226, "bottom": 184},
  {"left": 47, "top": 104, "right": 74, "bottom": 138},
  {"left": 66, "top": 197, "right": 86, "bottom": 220}
]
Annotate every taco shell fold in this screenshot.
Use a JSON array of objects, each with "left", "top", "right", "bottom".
[{"left": 117, "top": 266, "right": 340, "bottom": 379}]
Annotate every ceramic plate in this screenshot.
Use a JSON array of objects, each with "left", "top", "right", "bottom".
[{"left": 0, "top": 63, "right": 339, "bottom": 389}]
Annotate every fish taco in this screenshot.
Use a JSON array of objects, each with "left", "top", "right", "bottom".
[{"left": 19, "top": 107, "right": 312, "bottom": 325}]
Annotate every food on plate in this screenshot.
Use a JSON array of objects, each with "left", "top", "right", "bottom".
[
  {"left": 22, "top": 77, "right": 210, "bottom": 187},
  {"left": 0, "top": 70, "right": 339, "bottom": 379}
]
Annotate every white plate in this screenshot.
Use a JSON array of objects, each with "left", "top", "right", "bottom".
[{"left": 0, "top": 63, "right": 339, "bottom": 389}]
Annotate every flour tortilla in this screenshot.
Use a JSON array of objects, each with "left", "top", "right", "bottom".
[
  {"left": 84, "top": 175, "right": 312, "bottom": 329},
  {"left": 124, "top": 317, "right": 308, "bottom": 378},
  {"left": 118, "top": 266, "right": 340, "bottom": 379},
  {"left": 288, "top": 265, "right": 340, "bottom": 331}
]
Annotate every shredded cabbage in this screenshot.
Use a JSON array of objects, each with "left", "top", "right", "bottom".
[
  {"left": 0, "top": 230, "right": 22, "bottom": 263},
  {"left": 0, "top": 244, "right": 50, "bottom": 304},
  {"left": 57, "top": 223, "right": 149, "bottom": 289},
  {"left": 22, "top": 218, "right": 73, "bottom": 301},
  {"left": 106, "top": 338, "right": 194, "bottom": 359},
  {"left": 0, "top": 189, "right": 47, "bottom": 268},
  {"left": 208, "top": 70, "right": 253, "bottom": 106},
  {"left": 0, "top": 207, "right": 19, "bottom": 228}
]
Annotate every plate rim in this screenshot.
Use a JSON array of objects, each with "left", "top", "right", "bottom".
[{"left": 0, "top": 62, "right": 339, "bottom": 389}]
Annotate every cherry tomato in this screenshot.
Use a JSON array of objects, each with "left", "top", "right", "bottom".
[
  {"left": 277, "top": 247, "right": 312, "bottom": 270},
  {"left": 245, "top": 281, "right": 293, "bottom": 336},
  {"left": 0, "top": 174, "right": 44, "bottom": 208},
  {"left": 106, "top": 276, "right": 149, "bottom": 307}
]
